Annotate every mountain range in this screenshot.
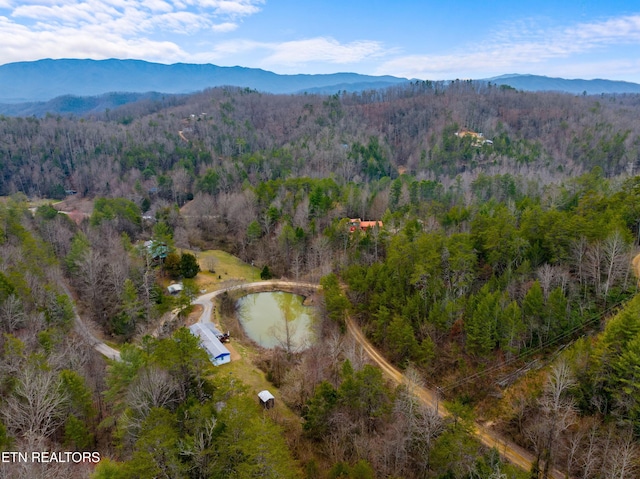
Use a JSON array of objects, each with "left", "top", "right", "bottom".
[
  {"left": 0, "top": 58, "right": 408, "bottom": 103},
  {"left": 487, "top": 74, "right": 640, "bottom": 95},
  {"left": 1, "top": 59, "right": 640, "bottom": 116}
]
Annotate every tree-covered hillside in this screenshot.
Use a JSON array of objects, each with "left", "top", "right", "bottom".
[
  {"left": 2, "top": 83, "right": 640, "bottom": 478},
  {"left": 1, "top": 81, "right": 640, "bottom": 200}
]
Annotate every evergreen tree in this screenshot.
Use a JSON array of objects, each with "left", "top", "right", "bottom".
[
  {"left": 387, "top": 314, "right": 419, "bottom": 364},
  {"left": 522, "top": 280, "right": 545, "bottom": 346},
  {"left": 260, "top": 265, "right": 273, "bottom": 280},
  {"left": 302, "top": 381, "right": 338, "bottom": 440},
  {"left": 466, "top": 286, "right": 499, "bottom": 357},
  {"left": 546, "top": 286, "right": 569, "bottom": 339},
  {"left": 179, "top": 252, "right": 200, "bottom": 278}
]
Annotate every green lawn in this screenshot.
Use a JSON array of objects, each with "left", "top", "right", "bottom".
[{"left": 185, "top": 249, "right": 261, "bottom": 292}]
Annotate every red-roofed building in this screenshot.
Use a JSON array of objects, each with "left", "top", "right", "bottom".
[{"left": 348, "top": 218, "right": 383, "bottom": 232}]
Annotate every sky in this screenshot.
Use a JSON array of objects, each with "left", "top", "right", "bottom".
[{"left": 1, "top": 0, "right": 640, "bottom": 82}]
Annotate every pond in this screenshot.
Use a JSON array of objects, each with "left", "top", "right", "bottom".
[{"left": 236, "top": 291, "right": 318, "bottom": 351}]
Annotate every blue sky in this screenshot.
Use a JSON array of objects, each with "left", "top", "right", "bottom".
[{"left": 1, "top": 0, "right": 640, "bottom": 82}]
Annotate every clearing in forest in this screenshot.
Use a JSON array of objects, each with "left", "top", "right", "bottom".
[{"left": 188, "top": 249, "right": 261, "bottom": 292}]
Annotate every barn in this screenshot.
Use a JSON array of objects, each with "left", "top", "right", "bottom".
[{"left": 189, "top": 323, "right": 231, "bottom": 366}]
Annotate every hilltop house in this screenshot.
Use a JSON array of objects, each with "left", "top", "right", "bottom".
[
  {"left": 454, "top": 129, "right": 493, "bottom": 146},
  {"left": 348, "top": 218, "right": 383, "bottom": 233}
]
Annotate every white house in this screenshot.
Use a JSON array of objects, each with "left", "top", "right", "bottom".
[{"left": 189, "top": 323, "right": 231, "bottom": 366}]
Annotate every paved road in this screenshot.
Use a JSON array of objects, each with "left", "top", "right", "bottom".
[{"left": 62, "top": 283, "right": 121, "bottom": 361}]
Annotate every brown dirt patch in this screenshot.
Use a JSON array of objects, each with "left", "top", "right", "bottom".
[
  {"left": 184, "top": 304, "right": 204, "bottom": 327},
  {"left": 633, "top": 253, "right": 640, "bottom": 280},
  {"left": 53, "top": 197, "right": 94, "bottom": 224},
  {"left": 225, "top": 342, "right": 242, "bottom": 361}
]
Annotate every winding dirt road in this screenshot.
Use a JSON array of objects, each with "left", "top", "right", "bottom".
[
  {"left": 193, "top": 280, "right": 563, "bottom": 477},
  {"left": 345, "top": 315, "right": 563, "bottom": 478},
  {"left": 74, "top": 278, "right": 564, "bottom": 477}
]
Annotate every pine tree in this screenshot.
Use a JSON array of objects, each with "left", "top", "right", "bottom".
[
  {"left": 466, "top": 286, "right": 498, "bottom": 356},
  {"left": 522, "top": 280, "right": 545, "bottom": 346}
]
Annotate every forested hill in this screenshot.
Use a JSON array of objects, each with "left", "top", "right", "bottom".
[
  {"left": 3, "top": 81, "right": 640, "bottom": 477},
  {"left": 1, "top": 80, "right": 640, "bottom": 199},
  {"left": 2, "top": 59, "right": 640, "bottom": 116},
  {"left": 488, "top": 74, "right": 640, "bottom": 95},
  {"left": 0, "top": 58, "right": 408, "bottom": 102}
]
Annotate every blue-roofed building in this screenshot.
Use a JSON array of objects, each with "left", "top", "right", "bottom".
[{"left": 189, "top": 323, "right": 231, "bottom": 366}]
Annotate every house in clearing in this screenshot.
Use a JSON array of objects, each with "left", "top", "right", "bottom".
[
  {"left": 348, "top": 218, "right": 383, "bottom": 233},
  {"left": 454, "top": 129, "right": 493, "bottom": 146},
  {"left": 189, "top": 323, "right": 231, "bottom": 366}
]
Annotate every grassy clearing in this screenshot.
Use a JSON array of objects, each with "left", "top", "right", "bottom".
[
  {"left": 214, "top": 333, "right": 303, "bottom": 433},
  {"left": 183, "top": 249, "right": 261, "bottom": 292},
  {"left": 179, "top": 250, "right": 301, "bottom": 428}
]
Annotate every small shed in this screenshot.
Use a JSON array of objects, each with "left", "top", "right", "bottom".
[
  {"left": 167, "top": 283, "right": 183, "bottom": 295},
  {"left": 258, "top": 390, "right": 275, "bottom": 409}
]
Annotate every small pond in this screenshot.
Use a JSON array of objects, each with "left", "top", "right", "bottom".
[{"left": 236, "top": 291, "right": 317, "bottom": 350}]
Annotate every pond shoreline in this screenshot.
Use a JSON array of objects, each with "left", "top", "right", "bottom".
[{"left": 235, "top": 291, "right": 319, "bottom": 351}]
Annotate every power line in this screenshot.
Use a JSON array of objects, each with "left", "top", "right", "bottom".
[{"left": 440, "top": 298, "right": 628, "bottom": 392}]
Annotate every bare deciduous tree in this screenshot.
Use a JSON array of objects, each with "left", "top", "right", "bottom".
[
  {"left": 395, "top": 366, "right": 443, "bottom": 473},
  {"left": 604, "top": 428, "right": 638, "bottom": 479},
  {"left": 602, "top": 230, "right": 630, "bottom": 300},
  {"left": 527, "top": 359, "right": 577, "bottom": 479},
  {"left": 127, "top": 366, "right": 180, "bottom": 417},
  {"left": 3, "top": 367, "right": 68, "bottom": 441},
  {"left": 0, "top": 294, "right": 25, "bottom": 332}
]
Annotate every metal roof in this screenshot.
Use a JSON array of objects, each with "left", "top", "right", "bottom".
[
  {"left": 189, "top": 323, "right": 230, "bottom": 361},
  {"left": 258, "top": 390, "right": 275, "bottom": 402}
]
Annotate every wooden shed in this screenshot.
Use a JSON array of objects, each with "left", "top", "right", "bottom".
[{"left": 258, "top": 390, "right": 275, "bottom": 409}]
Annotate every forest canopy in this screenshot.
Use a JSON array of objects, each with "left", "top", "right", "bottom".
[{"left": 2, "top": 82, "right": 640, "bottom": 478}]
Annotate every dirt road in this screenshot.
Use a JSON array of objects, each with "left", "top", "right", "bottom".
[
  {"left": 62, "top": 283, "right": 121, "bottom": 361},
  {"left": 194, "top": 280, "right": 563, "bottom": 477},
  {"left": 345, "top": 315, "right": 563, "bottom": 477},
  {"left": 71, "top": 277, "right": 565, "bottom": 476},
  {"left": 633, "top": 252, "right": 640, "bottom": 280}
]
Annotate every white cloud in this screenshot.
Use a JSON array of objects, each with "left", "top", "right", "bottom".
[
  {"left": 13, "top": 3, "right": 106, "bottom": 24},
  {"left": 0, "top": 20, "right": 187, "bottom": 63},
  {"left": 208, "top": 38, "right": 261, "bottom": 55},
  {"left": 140, "top": 11, "right": 211, "bottom": 33},
  {"left": 193, "top": 36, "right": 387, "bottom": 72},
  {"left": 377, "top": 14, "right": 640, "bottom": 80},
  {"left": 0, "top": 0, "right": 265, "bottom": 64},
  {"left": 262, "top": 37, "right": 384, "bottom": 66},
  {"left": 140, "top": 0, "right": 173, "bottom": 13},
  {"left": 186, "top": 0, "right": 263, "bottom": 17},
  {"left": 211, "top": 21, "right": 237, "bottom": 32},
  {"left": 567, "top": 15, "right": 640, "bottom": 45}
]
